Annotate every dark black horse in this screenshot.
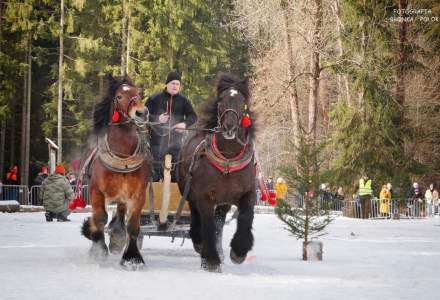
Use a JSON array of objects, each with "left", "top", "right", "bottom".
[{"left": 177, "top": 73, "right": 256, "bottom": 272}]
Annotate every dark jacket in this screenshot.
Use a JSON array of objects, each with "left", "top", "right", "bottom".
[
  {"left": 410, "top": 187, "right": 424, "bottom": 200},
  {"left": 146, "top": 91, "right": 197, "bottom": 147},
  {"left": 34, "top": 173, "right": 48, "bottom": 185}
]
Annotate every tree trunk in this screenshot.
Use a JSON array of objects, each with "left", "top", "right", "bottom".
[
  {"left": 332, "top": 0, "right": 352, "bottom": 107},
  {"left": 358, "top": 0, "right": 367, "bottom": 115},
  {"left": 0, "top": 121, "right": 5, "bottom": 176},
  {"left": 126, "top": 0, "right": 131, "bottom": 75},
  {"left": 308, "top": 0, "right": 323, "bottom": 145},
  {"left": 121, "top": 0, "right": 128, "bottom": 76},
  {"left": 396, "top": 0, "right": 407, "bottom": 122},
  {"left": 58, "top": 0, "right": 64, "bottom": 163},
  {"left": 99, "top": 75, "right": 105, "bottom": 97},
  {"left": 303, "top": 197, "right": 309, "bottom": 261},
  {"left": 24, "top": 37, "right": 32, "bottom": 186},
  {"left": 21, "top": 45, "right": 28, "bottom": 184},
  {"left": 0, "top": 1, "right": 5, "bottom": 175},
  {"left": 10, "top": 116, "right": 15, "bottom": 167},
  {"left": 281, "top": 0, "right": 300, "bottom": 148}
]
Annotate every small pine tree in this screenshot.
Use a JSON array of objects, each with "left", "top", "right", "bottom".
[{"left": 275, "top": 137, "right": 334, "bottom": 261}]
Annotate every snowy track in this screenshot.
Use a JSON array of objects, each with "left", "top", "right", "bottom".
[{"left": 0, "top": 212, "right": 439, "bottom": 300}]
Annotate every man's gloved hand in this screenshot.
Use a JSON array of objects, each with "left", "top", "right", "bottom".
[
  {"left": 172, "top": 122, "right": 186, "bottom": 132},
  {"left": 159, "top": 113, "right": 170, "bottom": 123}
]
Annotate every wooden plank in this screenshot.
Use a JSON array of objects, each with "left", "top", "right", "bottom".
[{"left": 143, "top": 182, "right": 190, "bottom": 215}]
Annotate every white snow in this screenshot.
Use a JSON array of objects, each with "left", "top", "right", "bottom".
[{"left": 0, "top": 212, "right": 439, "bottom": 300}]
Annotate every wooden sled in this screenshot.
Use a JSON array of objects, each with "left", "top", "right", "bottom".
[{"left": 140, "top": 154, "right": 191, "bottom": 241}]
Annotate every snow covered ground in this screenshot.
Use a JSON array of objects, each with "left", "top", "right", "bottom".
[{"left": 0, "top": 212, "right": 439, "bottom": 300}]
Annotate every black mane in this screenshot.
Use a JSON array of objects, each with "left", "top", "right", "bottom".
[
  {"left": 199, "top": 73, "right": 255, "bottom": 139},
  {"left": 92, "top": 74, "right": 134, "bottom": 135}
]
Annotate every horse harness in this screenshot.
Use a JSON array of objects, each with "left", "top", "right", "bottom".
[
  {"left": 169, "top": 133, "right": 254, "bottom": 231},
  {"left": 96, "top": 131, "right": 151, "bottom": 173}
]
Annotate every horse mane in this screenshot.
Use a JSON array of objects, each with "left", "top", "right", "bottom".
[
  {"left": 199, "top": 73, "right": 256, "bottom": 139},
  {"left": 92, "top": 74, "right": 134, "bottom": 135}
]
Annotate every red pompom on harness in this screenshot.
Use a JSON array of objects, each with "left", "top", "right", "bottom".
[
  {"left": 242, "top": 104, "right": 251, "bottom": 128},
  {"left": 111, "top": 111, "right": 120, "bottom": 122},
  {"left": 242, "top": 115, "right": 251, "bottom": 128},
  {"left": 68, "top": 179, "right": 87, "bottom": 210}
]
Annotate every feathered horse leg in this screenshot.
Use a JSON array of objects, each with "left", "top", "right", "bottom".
[{"left": 82, "top": 188, "right": 108, "bottom": 260}]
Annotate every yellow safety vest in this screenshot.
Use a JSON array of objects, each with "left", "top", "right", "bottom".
[{"left": 359, "top": 179, "right": 372, "bottom": 196}]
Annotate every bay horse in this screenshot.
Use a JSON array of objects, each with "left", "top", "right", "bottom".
[
  {"left": 177, "top": 73, "right": 256, "bottom": 272},
  {"left": 81, "top": 74, "right": 151, "bottom": 268}
]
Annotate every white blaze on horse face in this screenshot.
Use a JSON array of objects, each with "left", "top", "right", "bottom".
[
  {"left": 230, "top": 89, "right": 238, "bottom": 97},
  {"left": 122, "top": 85, "right": 131, "bottom": 92}
]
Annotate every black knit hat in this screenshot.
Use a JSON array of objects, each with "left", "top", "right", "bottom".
[{"left": 165, "top": 71, "right": 181, "bottom": 84}]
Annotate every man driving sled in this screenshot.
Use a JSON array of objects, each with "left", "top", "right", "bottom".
[{"left": 146, "top": 71, "right": 197, "bottom": 181}]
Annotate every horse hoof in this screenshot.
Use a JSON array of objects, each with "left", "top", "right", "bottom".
[
  {"left": 193, "top": 243, "right": 202, "bottom": 254},
  {"left": 201, "top": 259, "right": 222, "bottom": 273},
  {"left": 109, "top": 243, "right": 124, "bottom": 255},
  {"left": 120, "top": 258, "right": 145, "bottom": 271},
  {"left": 109, "top": 236, "right": 126, "bottom": 254},
  {"left": 121, "top": 252, "right": 145, "bottom": 268},
  {"left": 230, "top": 249, "right": 246, "bottom": 264},
  {"left": 89, "top": 241, "right": 109, "bottom": 261}
]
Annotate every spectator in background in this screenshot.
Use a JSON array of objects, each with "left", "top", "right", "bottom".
[
  {"left": 275, "top": 177, "right": 288, "bottom": 200},
  {"left": 425, "top": 183, "right": 438, "bottom": 217},
  {"left": 68, "top": 173, "right": 77, "bottom": 186},
  {"left": 319, "top": 184, "right": 334, "bottom": 210},
  {"left": 34, "top": 166, "right": 48, "bottom": 185},
  {"left": 387, "top": 183, "right": 393, "bottom": 199},
  {"left": 40, "top": 164, "right": 73, "bottom": 222},
  {"left": 410, "top": 182, "right": 424, "bottom": 217},
  {"left": 332, "top": 186, "right": 344, "bottom": 211},
  {"left": 357, "top": 173, "right": 373, "bottom": 219},
  {"left": 266, "top": 177, "right": 274, "bottom": 191},
  {"left": 432, "top": 184, "right": 439, "bottom": 216},
  {"left": 4, "top": 165, "right": 19, "bottom": 201},
  {"left": 4, "top": 165, "right": 19, "bottom": 185},
  {"left": 334, "top": 186, "right": 344, "bottom": 201},
  {"left": 379, "top": 184, "right": 392, "bottom": 217}
]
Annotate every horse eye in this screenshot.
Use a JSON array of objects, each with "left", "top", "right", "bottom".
[{"left": 116, "top": 95, "right": 122, "bottom": 100}]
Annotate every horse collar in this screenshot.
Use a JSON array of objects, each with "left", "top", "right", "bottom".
[
  {"left": 97, "top": 132, "right": 150, "bottom": 173},
  {"left": 204, "top": 134, "right": 253, "bottom": 175}
]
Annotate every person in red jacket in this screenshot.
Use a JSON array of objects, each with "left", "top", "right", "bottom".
[
  {"left": 4, "top": 165, "right": 19, "bottom": 201},
  {"left": 4, "top": 165, "right": 18, "bottom": 185}
]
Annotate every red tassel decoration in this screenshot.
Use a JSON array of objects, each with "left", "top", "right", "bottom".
[
  {"left": 268, "top": 198, "right": 277, "bottom": 206},
  {"left": 261, "top": 192, "right": 268, "bottom": 201},
  {"left": 75, "top": 197, "right": 86, "bottom": 208},
  {"left": 112, "top": 111, "right": 120, "bottom": 122},
  {"left": 68, "top": 201, "right": 76, "bottom": 210},
  {"left": 68, "top": 197, "right": 87, "bottom": 210},
  {"left": 242, "top": 115, "right": 251, "bottom": 128},
  {"left": 268, "top": 192, "right": 277, "bottom": 206}
]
